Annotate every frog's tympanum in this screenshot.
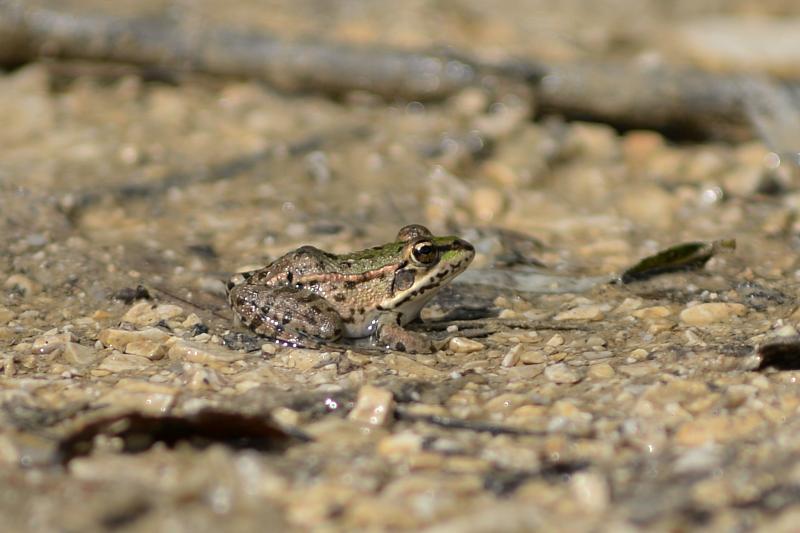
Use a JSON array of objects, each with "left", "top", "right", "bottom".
[{"left": 227, "top": 224, "right": 474, "bottom": 352}]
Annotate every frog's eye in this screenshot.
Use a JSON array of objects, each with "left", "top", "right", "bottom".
[{"left": 411, "top": 241, "right": 438, "bottom": 265}]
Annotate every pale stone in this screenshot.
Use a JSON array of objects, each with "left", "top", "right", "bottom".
[
  {"left": 121, "top": 302, "right": 185, "bottom": 326},
  {"left": 675, "top": 413, "right": 763, "bottom": 446},
  {"left": 378, "top": 431, "right": 424, "bottom": 457},
  {"left": 63, "top": 342, "right": 100, "bottom": 366},
  {"left": 276, "top": 349, "right": 333, "bottom": 371},
  {"left": 671, "top": 16, "right": 800, "bottom": 77},
  {"left": 120, "top": 302, "right": 159, "bottom": 326},
  {"left": 98, "top": 327, "right": 170, "bottom": 351},
  {"left": 505, "top": 363, "right": 544, "bottom": 381},
  {"left": 470, "top": 187, "right": 505, "bottom": 222},
  {"left": 619, "top": 185, "right": 677, "bottom": 230},
  {"left": 448, "top": 336, "right": 485, "bottom": 353},
  {"left": 498, "top": 308, "right": 519, "bottom": 319},
  {"left": 546, "top": 334, "right": 565, "bottom": 347},
  {"left": 124, "top": 339, "right": 167, "bottom": 360},
  {"left": 348, "top": 385, "right": 395, "bottom": 426},
  {"left": 98, "top": 352, "right": 152, "bottom": 373},
  {"left": 32, "top": 332, "right": 75, "bottom": 354},
  {"left": 520, "top": 350, "right": 547, "bottom": 365},
  {"left": 265, "top": 408, "right": 299, "bottom": 430},
  {"left": 184, "top": 364, "right": 222, "bottom": 391},
  {"left": 633, "top": 306, "right": 673, "bottom": 319},
  {"left": 587, "top": 363, "right": 615, "bottom": 379},
  {"left": 622, "top": 130, "right": 665, "bottom": 164},
  {"left": 501, "top": 344, "right": 523, "bottom": 367},
  {"left": 618, "top": 362, "right": 657, "bottom": 377},
  {"left": 155, "top": 304, "right": 184, "bottom": 321},
  {"left": 385, "top": 354, "right": 444, "bottom": 379},
  {"left": 544, "top": 363, "right": 581, "bottom": 384},
  {"left": 563, "top": 122, "right": 619, "bottom": 160},
  {"left": 451, "top": 87, "right": 489, "bottom": 117},
  {"left": 3, "top": 354, "right": 15, "bottom": 377},
  {"left": 167, "top": 339, "right": 243, "bottom": 364},
  {"left": 613, "top": 297, "right": 643, "bottom": 314},
  {"left": 554, "top": 305, "right": 606, "bottom": 321},
  {"left": 4, "top": 275, "right": 38, "bottom": 296},
  {"left": 483, "top": 161, "right": 520, "bottom": 188},
  {"left": 0, "top": 307, "right": 15, "bottom": 325},
  {"left": 0, "top": 327, "right": 15, "bottom": 341},
  {"left": 583, "top": 350, "right": 612, "bottom": 361},
  {"left": 773, "top": 325, "right": 798, "bottom": 338},
  {"left": 181, "top": 313, "right": 202, "bottom": 328},
  {"left": 99, "top": 379, "right": 177, "bottom": 413},
  {"left": 261, "top": 343, "right": 277, "bottom": 355},
  {"left": 679, "top": 303, "right": 747, "bottom": 326},
  {"left": 570, "top": 472, "right": 610, "bottom": 512}
]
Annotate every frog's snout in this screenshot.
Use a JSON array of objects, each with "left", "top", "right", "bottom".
[{"left": 455, "top": 238, "right": 475, "bottom": 255}]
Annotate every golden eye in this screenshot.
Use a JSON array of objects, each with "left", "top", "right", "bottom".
[{"left": 411, "top": 241, "right": 437, "bottom": 265}]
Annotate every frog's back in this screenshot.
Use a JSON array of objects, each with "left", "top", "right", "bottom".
[{"left": 243, "top": 246, "right": 333, "bottom": 286}]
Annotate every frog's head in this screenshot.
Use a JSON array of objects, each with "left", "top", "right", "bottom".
[{"left": 380, "top": 224, "right": 475, "bottom": 319}]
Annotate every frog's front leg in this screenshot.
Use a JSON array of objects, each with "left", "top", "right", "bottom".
[
  {"left": 229, "top": 284, "right": 344, "bottom": 348},
  {"left": 372, "top": 312, "right": 433, "bottom": 353}
]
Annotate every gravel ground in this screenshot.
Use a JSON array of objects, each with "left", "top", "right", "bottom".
[{"left": 2, "top": 1, "right": 800, "bottom": 531}]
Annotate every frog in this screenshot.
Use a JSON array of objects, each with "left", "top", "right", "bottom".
[{"left": 227, "top": 224, "right": 475, "bottom": 353}]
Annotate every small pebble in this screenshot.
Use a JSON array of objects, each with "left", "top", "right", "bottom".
[
  {"left": 377, "top": 432, "right": 424, "bottom": 458},
  {"left": 348, "top": 385, "right": 394, "bottom": 427},
  {"left": 98, "top": 352, "right": 151, "bottom": 373},
  {"left": 168, "top": 340, "right": 243, "bottom": 364},
  {"left": 469, "top": 187, "right": 505, "bottom": 223},
  {"left": 63, "top": 342, "right": 100, "bottom": 366},
  {"left": 520, "top": 350, "right": 547, "bottom": 365},
  {"left": 121, "top": 302, "right": 185, "bottom": 326},
  {"left": 3, "top": 355, "right": 15, "bottom": 377},
  {"left": 773, "top": 324, "right": 798, "bottom": 338},
  {"left": 501, "top": 344, "right": 523, "bottom": 367},
  {"left": 385, "top": 354, "right": 444, "bottom": 379},
  {"left": 449, "top": 337, "right": 485, "bottom": 353},
  {"left": 544, "top": 363, "right": 581, "bottom": 384},
  {"left": 32, "top": 332, "right": 75, "bottom": 354},
  {"left": 0, "top": 307, "right": 15, "bottom": 325},
  {"left": 546, "top": 334, "right": 565, "bottom": 347},
  {"left": 679, "top": 302, "right": 747, "bottom": 326},
  {"left": 98, "top": 328, "right": 170, "bottom": 352},
  {"left": 570, "top": 472, "right": 610, "bottom": 512},
  {"left": 99, "top": 379, "right": 176, "bottom": 413},
  {"left": 4, "top": 275, "right": 38, "bottom": 296},
  {"left": 554, "top": 305, "right": 606, "bottom": 321},
  {"left": 261, "top": 343, "right": 277, "bottom": 355},
  {"left": 505, "top": 364, "right": 545, "bottom": 381},
  {"left": 632, "top": 306, "right": 672, "bottom": 319},
  {"left": 587, "top": 363, "right": 615, "bottom": 379},
  {"left": 125, "top": 339, "right": 167, "bottom": 360},
  {"left": 618, "top": 362, "right": 657, "bottom": 377}
]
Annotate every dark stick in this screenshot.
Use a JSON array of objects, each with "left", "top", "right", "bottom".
[
  {"left": 0, "top": 0, "right": 477, "bottom": 99},
  {"left": 1, "top": 1, "right": 799, "bottom": 145}
]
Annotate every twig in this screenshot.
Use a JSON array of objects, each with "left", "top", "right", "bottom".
[
  {"left": 0, "top": 0, "right": 477, "bottom": 99},
  {"left": 1, "top": 1, "right": 799, "bottom": 144}
]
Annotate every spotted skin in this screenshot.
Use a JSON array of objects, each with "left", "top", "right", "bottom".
[{"left": 227, "top": 224, "right": 474, "bottom": 352}]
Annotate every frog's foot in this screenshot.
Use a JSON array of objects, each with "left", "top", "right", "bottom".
[
  {"left": 228, "top": 284, "right": 344, "bottom": 349},
  {"left": 373, "top": 313, "right": 434, "bottom": 353}
]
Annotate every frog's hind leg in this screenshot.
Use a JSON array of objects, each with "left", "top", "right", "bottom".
[{"left": 228, "top": 284, "right": 344, "bottom": 349}]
